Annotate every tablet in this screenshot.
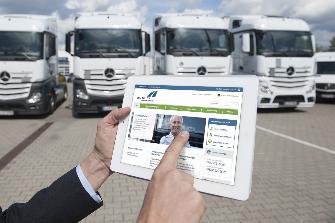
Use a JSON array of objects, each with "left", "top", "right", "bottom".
[{"left": 111, "top": 75, "right": 258, "bottom": 201}]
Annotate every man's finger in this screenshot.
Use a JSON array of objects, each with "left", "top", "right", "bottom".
[
  {"left": 159, "top": 131, "right": 189, "bottom": 168},
  {"left": 104, "top": 107, "right": 131, "bottom": 125},
  {"left": 180, "top": 171, "right": 194, "bottom": 184}
]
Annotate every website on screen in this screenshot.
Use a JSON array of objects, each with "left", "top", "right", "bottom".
[{"left": 121, "top": 85, "right": 243, "bottom": 185}]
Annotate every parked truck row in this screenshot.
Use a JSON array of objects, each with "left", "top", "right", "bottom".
[
  {"left": 0, "top": 14, "right": 67, "bottom": 116},
  {"left": 1, "top": 12, "right": 334, "bottom": 117},
  {"left": 65, "top": 13, "right": 150, "bottom": 117}
]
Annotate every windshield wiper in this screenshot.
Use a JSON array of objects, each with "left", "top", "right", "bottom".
[
  {"left": 287, "top": 50, "right": 313, "bottom": 56},
  {"left": 261, "top": 51, "right": 289, "bottom": 57},
  {"left": 97, "top": 49, "right": 107, "bottom": 58},
  {"left": 110, "top": 48, "right": 139, "bottom": 57},
  {"left": 209, "top": 48, "right": 229, "bottom": 56},
  {"left": 16, "top": 52, "right": 35, "bottom": 61},
  {"left": 170, "top": 48, "right": 199, "bottom": 56},
  {"left": 78, "top": 50, "right": 106, "bottom": 58}
]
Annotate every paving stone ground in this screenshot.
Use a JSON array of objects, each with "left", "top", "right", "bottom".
[
  {"left": 0, "top": 88, "right": 334, "bottom": 222},
  {"left": 0, "top": 119, "right": 45, "bottom": 158},
  {"left": 257, "top": 103, "right": 335, "bottom": 151}
]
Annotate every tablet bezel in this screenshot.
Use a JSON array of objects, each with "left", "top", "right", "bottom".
[{"left": 111, "top": 75, "right": 258, "bottom": 201}]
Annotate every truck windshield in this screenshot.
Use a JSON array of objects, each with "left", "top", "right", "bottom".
[
  {"left": 0, "top": 31, "right": 43, "bottom": 61},
  {"left": 75, "top": 29, "right": 142, "bottom": 58},
  {"left": 317, "top": 62, "right": 335, "bottom": 75},
  {"left": 256, "top": 31, "right": 313, "bottom": 57},
  {"left": 166, "top": 28, "right": 230, "bottom": 57}
]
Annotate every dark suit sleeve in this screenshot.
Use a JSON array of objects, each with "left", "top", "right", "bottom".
[{"left": 0, "top": 168, "right": 103, "bottom": 223}]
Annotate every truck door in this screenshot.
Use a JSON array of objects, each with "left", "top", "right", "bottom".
[
  {"left": 232, "top": 34, "right": 243, "bottom": 74},
  {"left": 44, "top": 32, "right": 57, "bottom": 77},
  {"left": 241, "top": 32, "right": 257, "bottom": 75},
  {"left": 154, "top": 29, "right": 166, "bottom": 74}
]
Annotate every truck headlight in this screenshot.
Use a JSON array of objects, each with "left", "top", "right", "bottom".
[
  {"left": 26, "top": 92, "right": 42, "bottom": 104},
  {"left": 76, "top": 89, "right": 89, "bottom": 100},
  {"left": 259, "top": 81, "right": 272, "bottom": 94},
  {"left": 269, "top": 68, "right": 275, "bottom": 76},
  {"left": 307, "top": 82, "right": 316, "bottom": 94},
  {"left": 260, "top": 85, "right": 272, "bottom": 94}
]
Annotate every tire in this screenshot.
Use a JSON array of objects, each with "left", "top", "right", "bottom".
[
  {"left": 48, "top": 95, "right": 56, "bottom": 114},
  {"left": 63, "top": 88, "right": 68, "bottom": 101},
  {"left": 72, "top": 108, "right": 80, "bottom": 118}
]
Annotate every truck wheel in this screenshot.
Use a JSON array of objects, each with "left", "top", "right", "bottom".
[
  {"left": 48, "top": 95, "right": 56, "bottom": 114},
  {"left": 72, "top": 108, "right": 80, "bottom": 118},
  {"left": 63, "top": 88, "right": 68, "bottom": 101}
]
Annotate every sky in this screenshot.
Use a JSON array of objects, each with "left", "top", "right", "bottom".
[{"left": 0, "top": 0, "right": 334, "bottom": 49}]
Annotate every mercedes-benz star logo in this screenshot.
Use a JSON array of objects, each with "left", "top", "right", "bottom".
[
  {"left": 286, "top": 67, "right": 295, "bottom": 76},
  {"left": 0, "top": 71, "right": 10, "bottom": 82},
  {"left": 197, "top": 66, "right": 207, "bottom": 75},
  {"left": 104, "top": 68, "right": 115, "bottom": 79}
]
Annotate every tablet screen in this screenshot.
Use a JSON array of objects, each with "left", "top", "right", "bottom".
[{"left": 121, "top": 84, "right": 243, "bottom": 185}]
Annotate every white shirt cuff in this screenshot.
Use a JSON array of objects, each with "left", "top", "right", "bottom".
[{"left": 76, "top": 165, "right": 102, "bottom": 203}]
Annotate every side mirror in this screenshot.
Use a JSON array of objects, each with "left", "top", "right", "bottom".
[
  {"left": 65, "top": 31, "right": 73, "bottom": 55},
  {"left": 242, "top": 33, "right": 250, "bottom": 53},
  {"left": 311, "top": 35, "right": 316, "bottom": 52},
  {"left": 160, "top": 31, "right": 166, "bottom": 55},
  {"left": 230, "top": 32, "right": 235, "bottom": 53},
  {"left": 144, "top": 32, "right": 151, "bottom": 55}
]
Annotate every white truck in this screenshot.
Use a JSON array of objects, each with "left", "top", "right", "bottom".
[
  {"left": 229, "top": 15, "right": 316, "bottom": 108},
  {"left": 153, "top": 13, "right": 233, "bottom": 76},
  {"left": 0, "top": 14, "right": 67, "bottom": 116},
  {"left": 66, "top": 12, "right": 151, "bottom": 117},
  {"left": 315, "top": 52, "right": 335, "bottom": 100},
  {"left": 58, "top": 56, "right": 70, "bottom": 77}
]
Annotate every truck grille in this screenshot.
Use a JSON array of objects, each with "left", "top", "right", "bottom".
[
  {"left": 84, "top": 70, "right": 133, "bottom": 96},
  {"left": 268, "top": 67, "right": 312, "bottom": 90},
  {"left": 177, "top": 66, "right": 226, "bottom": 75},
  {"left": 0, "top": 83, "right": 31, "bottom": 100},
  {"left": 316, "top": 83, "right": 335, "bottom": 90},
  {"left": 269, "top": 76, "right": 310, "bottom": 90},
  {"left": 273, "top": 95, "right": 305, "bottom": 103},
  {"left": 271, "top": 67, "right": 311, "bottom": 76}
]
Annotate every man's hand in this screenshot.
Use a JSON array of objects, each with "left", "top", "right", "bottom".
[
  {"left": 137, "top": 131, "right": 206, "bottom": 223},
  {"left": 80, "top": 107, "right": 131, "bottom": 191}
]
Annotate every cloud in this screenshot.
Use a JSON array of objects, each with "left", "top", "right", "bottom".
[
  {"left": 64, "top": 0, "right": 111, "bottom": 11},
  {"left": 64, "top": 0, "right": 80, "bottom": 10},
  {"left": 107, "top": 0, "right": 137, "bottom": 12},
  {"left": 148, "top": 0, "right": 204, "bottom": 12},
  {"left": 313, "top": 30, "right": 335, "bottom": 49},
  {"left": 51, "top": 11, "right": 75, "bottom": 50},
  {"left": 0, "top": 0, "right": 68, "bottom": 15},
  {"left": 183, "top": 8, "right": 214, "bottom": 15},
  {"left": 293, "top": 0, "right": 335, "bottom": 20}
]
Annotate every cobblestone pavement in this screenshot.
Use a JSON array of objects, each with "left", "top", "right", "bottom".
[
  {"left": 0, "top": 119, "right": 45, "bottom": 158},
  {"left": 0, "top": 85, "right": 334, "bottom": 222}
]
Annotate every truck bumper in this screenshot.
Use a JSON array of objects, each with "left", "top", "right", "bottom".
[
  {"left": 258, "top": 94, "right": 315, "bottom": 108},
  {"left": 0, "top": 98, "right": 49, "bottom": 116},
  {"left": 73, "top": 95, "right": 123, "bottom": 114},
  {"left": 72, "top": 79, "right": 123, "bottom": 114},
  {"left": 0, "top": 81, "right": 55, "bottom": 116},
  {"left": 316, "top": 91, "right": 335, "bottom": 100}
]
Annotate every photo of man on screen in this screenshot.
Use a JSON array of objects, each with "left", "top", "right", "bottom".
[{"left": 160, "top": 115, "right": 191, "bottom": 148}]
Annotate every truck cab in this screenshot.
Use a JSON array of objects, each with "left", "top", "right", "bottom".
[
  {"left": 153, "top": 13, "right": 233, "bottom": 76},
  {"left": 0, "top": 14, "right": 66, "bottom": 116},
  {"left": 229, "top": 15, "right": 316, "bottom": 108},
  {"left": 66, "top": 12, "right": 150, "bottom": 117},
  {"left": 315, "top": 52, "right": 335, "bottom": 100}
]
